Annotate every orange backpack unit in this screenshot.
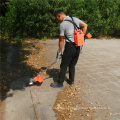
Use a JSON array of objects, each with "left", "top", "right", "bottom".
[
  {"left": 74, "top": 29, "right": 84, "bottom": 46},
  {"left": 64, "top": 17, "right": 91, "bottom": 47}
]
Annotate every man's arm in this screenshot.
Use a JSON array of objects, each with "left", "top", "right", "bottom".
[
  {"left": 80, "top": 21, "right": 87, "bottom": 35},
  {"left": 59, "top": 36, "right": 64, "bottom": 52}
]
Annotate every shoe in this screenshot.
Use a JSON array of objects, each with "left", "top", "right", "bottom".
[
  {"left": 50, "top": 82, "right": 64, "bottom": 88},
  {"left": 66, "top": 79, "right": 74, "bottom": 86}
]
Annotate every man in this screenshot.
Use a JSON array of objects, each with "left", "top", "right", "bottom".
[{"left": 50, "top": 10, "right": 87, "bottom": 88}]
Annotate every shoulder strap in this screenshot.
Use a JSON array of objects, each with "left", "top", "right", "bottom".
[
  {"left": 64, "top": 17, "right": 80, "bottom": 30},
  {"left": 64, "top": 17, "right": 78, "bottom": 43},
  {"left": 64, "top": 34, "right": 72, "bottom": 43}
]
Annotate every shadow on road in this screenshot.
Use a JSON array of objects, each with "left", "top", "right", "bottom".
[
  {"left": 46, "top": 68, "right": 68, "bottom": 83},
  {"left": 0, "top": 41, "right": 44, "bottom": 101}
]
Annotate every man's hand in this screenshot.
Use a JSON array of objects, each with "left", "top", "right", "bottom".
[
  {"left": 56, "top": 51, "right": 62, "bottom": 59},
  {"left": 80, "top": 21, "right": 87, "bottom": 35}
]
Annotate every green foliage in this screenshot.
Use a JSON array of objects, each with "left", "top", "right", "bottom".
[
  {"left": 42, "top": 36, "right": 47, "bottom": 41},
  {"left": 1, "top": 0, "right": 120, "bottom": 38},
  {"left": 0, "top": 38, "right": 9, "bottom": 78},
  {"left": 0, "top": 39, "right": 9, "bottom": 54},
  {"left": 14, "top": 37, "right": 23, "bottom": 47}
]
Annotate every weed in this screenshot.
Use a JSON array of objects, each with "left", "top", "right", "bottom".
[{"left": 42, "top": 36, "right": 47, "bottom": 41}]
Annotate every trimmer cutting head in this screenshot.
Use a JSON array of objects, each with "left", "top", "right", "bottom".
[
  {"left": 34, "top": 75, "right": 44, "bottom": 83},
  {"left": 29, "top": 75, "right": 44, "bottom": 85},
  {"left": 28, "top": 57, "right": 61, "bottom": 86}
]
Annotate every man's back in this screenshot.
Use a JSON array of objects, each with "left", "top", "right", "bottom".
[{"left": 59, "top": 16, "right": 82, "bottom": 42}]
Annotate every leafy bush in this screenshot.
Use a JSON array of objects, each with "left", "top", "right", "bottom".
[
  {"left": 14, "top": 37, "right": 23, "bottom": 47},
  {"left": 1, "top": 0, "right": 120, "bottom": 38}
]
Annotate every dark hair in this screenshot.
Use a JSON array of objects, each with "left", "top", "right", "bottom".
[{"left": 54, "top": 10, "right": 66, "bottom": 17}]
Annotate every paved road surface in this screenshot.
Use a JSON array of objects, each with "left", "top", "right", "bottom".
[{"left": 0, "top": 39, "right": 120, "bottom": 120}]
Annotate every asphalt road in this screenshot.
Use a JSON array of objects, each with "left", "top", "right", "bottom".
[{"left": 0, "top": 39, "right": 120, "bottom": 120}]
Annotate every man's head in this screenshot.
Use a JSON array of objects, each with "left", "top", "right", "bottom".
[{"left": 55, "top": 10, "right": 66, "bottom": 23}]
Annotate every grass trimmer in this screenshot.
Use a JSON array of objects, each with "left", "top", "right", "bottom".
[{"left": 29, "top": 57, "right": 61, "bottom": 86}]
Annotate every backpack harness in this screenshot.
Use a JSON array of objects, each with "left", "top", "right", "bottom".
[{"left": 64, "top": 17, "right": 84, "bottom": 47}]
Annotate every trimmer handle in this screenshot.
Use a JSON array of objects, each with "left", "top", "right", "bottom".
[
  {"left": 84, "top": 33, "right": 92, "bottom": 41},
  {"left": 56, "top": 51, "right": 62, "bottom": 59},
  {"left": 85, "top": 33, "right": 92, "bottom": 39}
]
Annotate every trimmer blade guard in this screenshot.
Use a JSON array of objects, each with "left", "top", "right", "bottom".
[{"left": 34, "top": 75, "right": 44, "bottom": 83}]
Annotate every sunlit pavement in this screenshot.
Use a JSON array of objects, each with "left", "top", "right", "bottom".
[{"left": 1, "top": 39, "right": 120, "bottom": 120}]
